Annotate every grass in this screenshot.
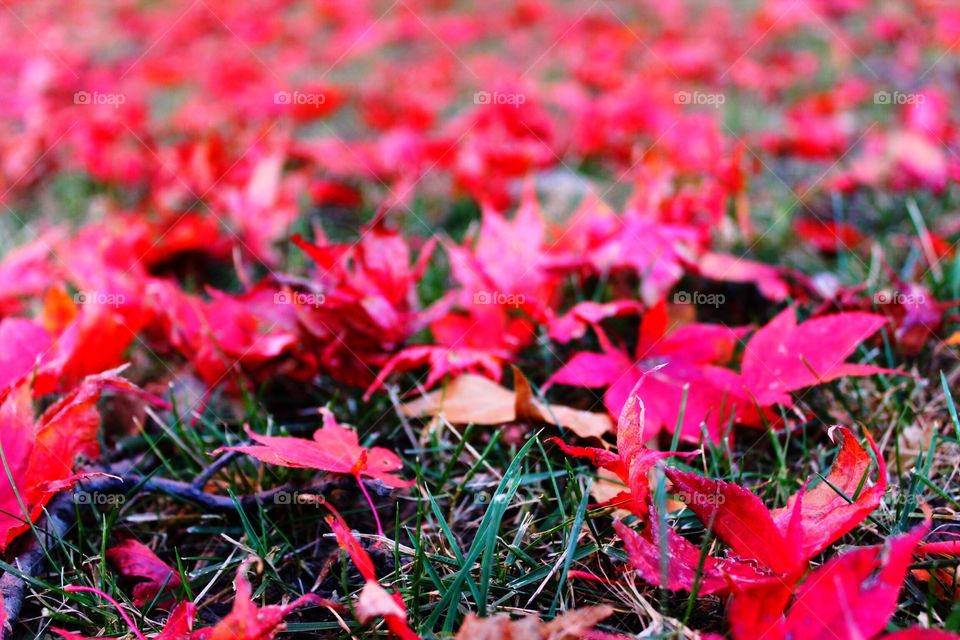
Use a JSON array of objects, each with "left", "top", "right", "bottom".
[
  {"left": 8, "top": 173, "right": 960, "bottom": 637},
  {"left": 3, "top": 0, "right": 960, "bottom": 635},
  {"left": 21, "top": 355, "right": 960, "bottom": 636}
]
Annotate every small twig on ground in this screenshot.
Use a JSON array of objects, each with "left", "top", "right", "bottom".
[
  {"left": 77, "top": 473, "right": 294, "bottom": 510},
  {"left": 0, "top": 467, "right": 308, "bottom": 637},
  {"left": 0, "top": 492, "right": 75, "bottom": 639},
  {"left": 192, "top": 449, "right": 245, "bottom": 490}
]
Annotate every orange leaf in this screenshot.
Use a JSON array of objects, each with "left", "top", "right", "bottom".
[{"left": 400, "top": 368, "right": 612, "bottom": 439}]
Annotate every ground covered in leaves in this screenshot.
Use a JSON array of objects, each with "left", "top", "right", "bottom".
[{"left": 0, "top": 0, "right": 959, "bottom": 638}]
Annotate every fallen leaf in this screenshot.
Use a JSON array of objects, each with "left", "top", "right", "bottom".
[
  {"left": 53, "top": 596, "right": 197, "bottom": 640},
  {"left": 611, "top": 425, "right": 888, "bottom": 601},
  {"left": 400, "top": 367, "right": 613, "bottom": 439},
  {"left": 222, "top": 408, "right": 411, "bottom": 535},
  {"left": 453, "top": 606, "right": 616, "bottom": 640},
  {"left": 0, "top": 369, "right": 137, "bottom": 551},
  {"left": 106, "top": 539, "right": 182, "bottom": 606},
  {"left": 665, "top": 426, "right": 886, "bottom": 571},
  {"left": 0, "top": 317, "right": 52, "bottom": 392},
  {"left": 889, "top": 419, "right": 936, "bottom": 472},
  {"left": 292, "top": 219, "right": 438, "bottom": 387},
  {"left": 326, "top": 507, "right": 420, "bottom": 640},
  {"left": 614, "top": 517, "right": 776, "bottom": 595},
  {"left": 547, "top": 300, "right": 643, "bottom": 343},
  {"left": 794, "top": 218, "right": 865, "bottom": 254},
  {"left": 729, "top": 521, "right": 929, "bottom": 640},
  {"left": 741, "top": 307, "right": 899, "bottom": 406},
  {"left": 181, "top": 560, "right": 319, "bottom": 640},
  {"left": 223, "top": 408, "right": 411, "bottom": 490},
  {"left": 546, "top": 301, "right": 748, "bottom": 443},
  {"left": 550, "top": 379, "right": 694, "bottom": 517},
  {"left": 912, "top": 536, "right": 960, "bottom": 600},
  {"left": 446, "top": 182, "right": 558, "bottom": 322},
  {"left": 365, "top": 304, "right": 535, "bottom": 398},
  {"left": 698, "top": 251, "right": 791, "bottom": 301}
]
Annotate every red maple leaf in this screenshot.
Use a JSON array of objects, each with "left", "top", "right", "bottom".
[
  {"left": 364, "top": 303, "right": 535, "bottom": 398},
  {"left": 0, "top": 369, "right": 136, "bottom": 551},
  {"left": 546, "top": 301, "right": 747, "bottom": 443},
  {"left": 326, "top": 506, "right": 420, "bottom": 640},
  {"left": 794, "top": 218, "right": 866, "bottom": 254},
  {"left": 55, "top": 560, "right": 320, "bottom": 640},
  {"left": 665, "top": 426, "right": 886, "bottom": 575},
  {"left": 546, "top": 199, "right": 703, "bottom": 306},
  {"left": 188, "top": 560, "right": 321, "bottom": 640},
  {"left": 728, "top": 521, "right": 931, "bottom": 640},
  {"left": 292, "top": 217, "right": 438, "bottom": 386},
  {"left": 546, "top": 299, "right": 643, "bottom": 344},
  {"left": 446, "top": 182, "right": 558, "bottom": 321},
  {"left": 549, "top": 379, "right": 695, "bottom": 518},
  {"left": 697, "top": 251, "right": 793, "bottom": 302},
  {"left": 164, "top": 284, "right": 298, "bottom": 389},
  {"left": 613, "top": 518, "right": 776, "bottom": 596},
  {"left": 0, "top": 287, "right": 146, "bottom": 396},
  {"left": 0, "top": 318, "right": 52, "bottom": 392},
  {"left": 217, "top": 150, "right": 302, "bottom": 265},
  {"left": 614, "top": 426, "right": 886, "bottom": 597},
  {"left": 106, "top": 539, "right": 182, "bottom": 607},
  {"left": 742, "top": 307, "right": 899, "bottom": 406},
  {"left": 0, "top": 229, "right": 63, "bottom": 316},
  {"left": 223, "top": 408, "right": 411, "bottom": 535}
]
